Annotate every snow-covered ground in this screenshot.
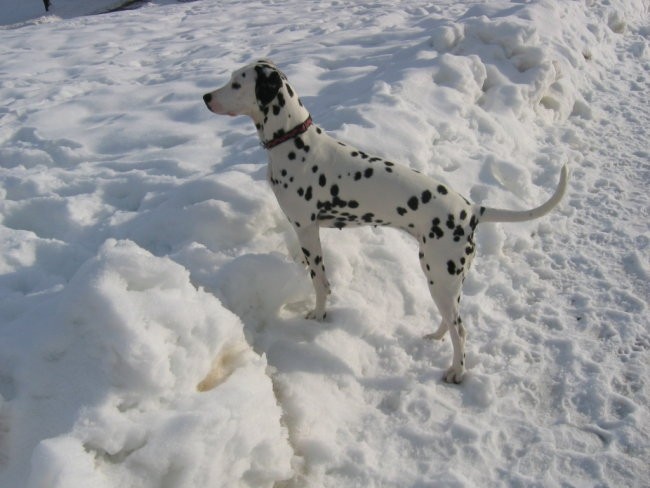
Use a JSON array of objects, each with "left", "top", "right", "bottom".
[{"left": 0, "top": 0, "right": 648, "bottom": 486}]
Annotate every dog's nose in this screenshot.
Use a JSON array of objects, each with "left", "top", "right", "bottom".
[{"left": 203, "top": 93, "right": 212, "bottom": 105}]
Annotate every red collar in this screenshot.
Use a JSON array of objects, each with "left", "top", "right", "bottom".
[{"left": 262, "top": 116, "right": 313, "bottom": 150}]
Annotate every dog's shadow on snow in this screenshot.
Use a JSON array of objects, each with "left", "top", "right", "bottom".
[
  {"left": 195, "top": 253, "right": 488, "bottom": 396},
  {"left": 204, "top": 252, "right": 356, "bottom": 377},
  {"left": 250, "top": 314, "right": 357, "bottom": 377}
]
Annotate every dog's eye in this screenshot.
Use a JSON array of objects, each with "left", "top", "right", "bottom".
[{"left": 232, "top": 82, "right": 242, "bottom": 90}]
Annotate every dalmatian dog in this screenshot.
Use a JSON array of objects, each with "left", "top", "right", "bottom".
[{"left": 203, "top": 60, "right": 568, "bottom": 383}]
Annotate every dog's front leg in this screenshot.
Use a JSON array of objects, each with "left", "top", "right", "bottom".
[{"left": 294, "top": 224, "right": 331, "bottom": 320}]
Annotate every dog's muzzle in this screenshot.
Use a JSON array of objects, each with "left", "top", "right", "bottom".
[{"left": 202, "top": 93, "right": 236, "bottom": 116}]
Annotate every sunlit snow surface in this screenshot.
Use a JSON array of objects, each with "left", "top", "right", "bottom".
[{"left": 0, "top": 1, "right": 648, "bottom": 486}]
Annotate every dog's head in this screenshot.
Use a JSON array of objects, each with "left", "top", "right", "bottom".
[{"left": 203, "top": 60, "right": 287, "bottom": 120}]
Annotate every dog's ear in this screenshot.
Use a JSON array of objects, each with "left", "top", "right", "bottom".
[{"left": 255, "top": 66, "right": 283, "bottom": 108}]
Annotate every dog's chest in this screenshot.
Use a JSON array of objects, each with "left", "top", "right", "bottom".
[{"left": 266, "top": 129, "right": 329, "bottom": 198}]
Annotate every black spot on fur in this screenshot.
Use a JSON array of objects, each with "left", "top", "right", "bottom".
[
  {"left": 295, "top": 137, "right": 304, "bottom": 149},
  {"left": 364, "top": 168, "right": 373, "bottom": 178},
  {"left": 255, "top": 66, "right": 283, "bottom": 107},
  {"left": 422, "top": 190, "right": 432, "bottom": 203},
  {"left": 469, "top": 215, "right": 478, "bottom": 231},
  {"left": 302, "top": 247, "right": 310, "bottom": 258},
  {"left": 460, "top": 210, "right": 467, "bottom": 220},
  {"left": 437, "top": 185, "right": 448, "bottom": 195},
  {"left": 348, "top": 200, "right": 359, "bottom": 208},
  {"left": 305, "top": 186, "right": 312, "bottom": 201},
  {"left": 351, "top": 151, "right": 359, "bottom": 157},
  {"left": 397, "top": 207, "right": 407, "bottom": 216},
  {"left": 408, "top": 196, "right": 419, "bottom": 211},
  {"left": 319, "top": 174, "right": 327, "bottom": 187},
  {"left": 354, "top": 172, "right": 362, "bottom": 181},
  {"left": 447, "top": 260, "right": 456, "bottom": 275},
  {"left": 288, "top": 152, "right": 296, "bottom": 160},
  {"left": 453, "top": 225, "right": 465, "bottom": 242},
  {"left": 446, "top": 214, "right": 455, "bottom": 229},
  {"left": 330, "top": 184, "right": 339, "bottom": 197},
  {"left": 430, "top": 218, "right": 444, "bottom": 239}
]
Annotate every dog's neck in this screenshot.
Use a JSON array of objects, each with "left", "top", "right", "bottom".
[{"left": 254, "top": 86, "right": 311, "bottom": 148}]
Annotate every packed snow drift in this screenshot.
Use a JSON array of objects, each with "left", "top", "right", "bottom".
[{"left": 0, "top": 1, "right": 648, "bottom": 487}]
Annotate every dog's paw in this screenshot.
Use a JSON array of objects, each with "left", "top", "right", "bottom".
[
  {"left": 443, "top": 366, "right": 464, "bottom": 384},
  {"left": 424, "top": 322, "right": 447, "bottom": 341},
  {"left": 305, "top": 309, "right": 327, "bottom": 321},
  {"left": 424, "top": 330, "right": 446, "bottom": 341}
]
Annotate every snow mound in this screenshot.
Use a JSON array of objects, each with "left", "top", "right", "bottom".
[
  {"left": 2, "top": 239, "right": 292, "bottom": 488},
  {"left": 432, "top": 2, "right": 595, "bottom": 123}
]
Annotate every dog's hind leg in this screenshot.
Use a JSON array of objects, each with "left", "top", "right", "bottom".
[
  {"left": 431, "top": 284, "right": 466, "bottom": 384},
  {"left": 295, "top": 224, "right": 331, "bottom": 320},
  {"left": 419, "top": 245, "right": 467, "bottom": 383},
  {"left": 419, "top": 248, "right": 448, "bottom": 341}
]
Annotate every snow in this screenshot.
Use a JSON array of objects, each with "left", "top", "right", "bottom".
[{"left": 0, "top": 0, "right": 648, "bottom": 487}]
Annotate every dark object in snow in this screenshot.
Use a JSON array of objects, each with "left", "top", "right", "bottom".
[{"left": 43, "top": 0, "right": 51, "bottom": 12}]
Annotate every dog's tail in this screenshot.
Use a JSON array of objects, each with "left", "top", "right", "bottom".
[{"left": 478, "top": 164, "right": 568, "bottom": 224}]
